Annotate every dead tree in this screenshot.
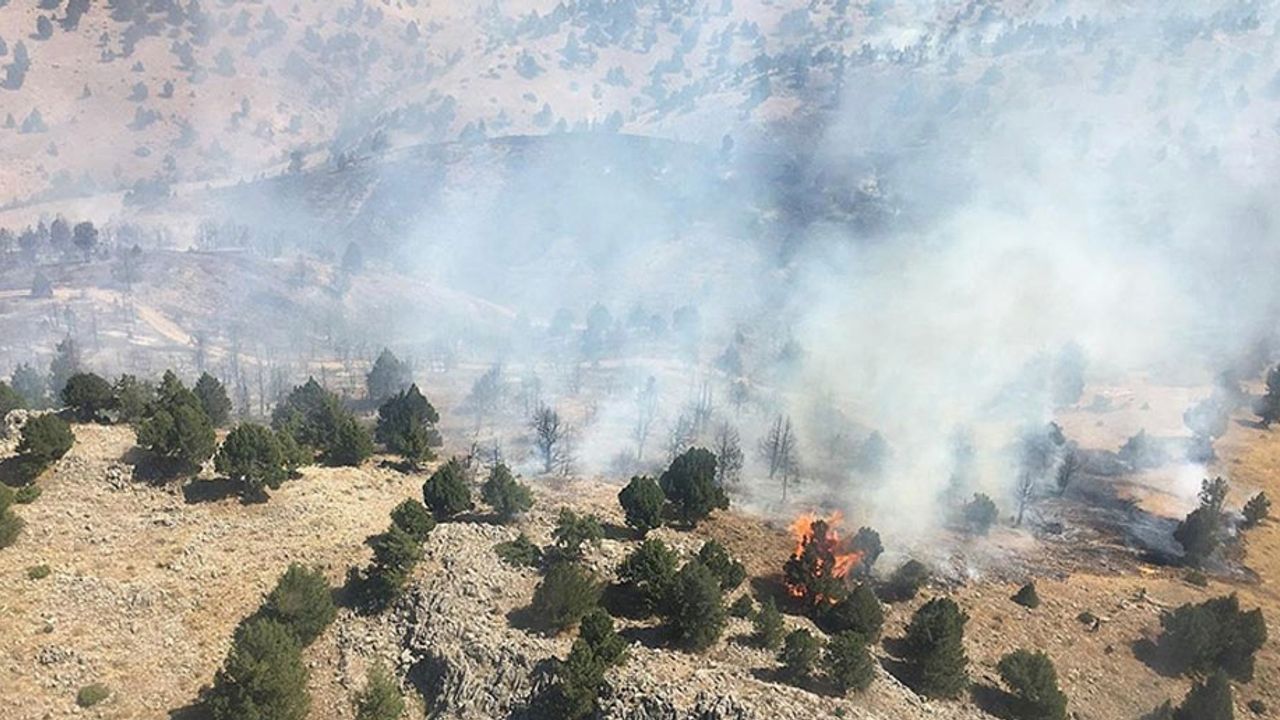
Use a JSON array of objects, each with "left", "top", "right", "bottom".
[
  {"left": 665, "top": 412, "right": 697, "bottom": 463},
  {"left": 713, "top": 422, "right": 744, "bottom": 490},
  {"left": 1055, "top": 444, "right": 1082, "bottom": 495},
  {"left": 530, "top": 404, "right": 569, "bottom": 474},
  {"left": 759, "top": 415, "right": 800, "bottom": 502},
  {"left": 632, "top": 376, "right": 658, "bottom": 463}
]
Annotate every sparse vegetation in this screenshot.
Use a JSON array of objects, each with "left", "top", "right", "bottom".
[
  {"left": 495, "top": 533, "right": 543, "bottom": 568},
  {"left": 353, "top": 664, "right": 404, "bottom": 720},
  {"left": 27, "top": 564, "right": 50, "bottom": 579},
  {"left": 76, "top": 683, "right": 110, "bottom": 708}
]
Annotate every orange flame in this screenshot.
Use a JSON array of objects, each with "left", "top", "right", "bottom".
[{"left": 785, "top": 511, "right": 862, "bottom": 602}]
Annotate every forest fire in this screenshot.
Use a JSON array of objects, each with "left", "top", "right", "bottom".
[{"left": 784, "top": 511, "right": 862, "bottom": 606}]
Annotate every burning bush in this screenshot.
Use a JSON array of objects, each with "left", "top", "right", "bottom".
[{"left": 784, "top": 512, "right": 860, "bottom": 609}]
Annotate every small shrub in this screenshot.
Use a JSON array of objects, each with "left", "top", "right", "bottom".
[
  {"left": 27, "top": 564, "right": 50, "bottom": 579},
  {"left": 0, "top": 509, "right": 25, "bottom": 548},
  {"left": 363, "top": 525, "right": 422, "bottom": 610},
  {"left": 482, "top": 463, "right": 533, "bottom": 522},
  {"left": 542, "top": 610, "right": 627, "bottom": 720},
  {"left": 997, "top": 649, "right": 1068, "bottom": 720},
  {"left": 1012, "top": 582, "right": 1041, "bottom": 609},
  {"left": 17, "top": 413, "right": 75, "bottom": 478},
  {"left": 1243, "top": 492, "right": 1271, "bottom": 528},
  {"left": 15, "top": 485, "right": 41, "bottom": 504},
  {"left": 1184, "top": 569, "right": 1209, "bottom": 588},
  {"left": 422, "top": 458, "right": 471, "bottom": 519},
  {"left": 824, "top": 631, "right": 875, "bottom": 694},
  {"left": 262, "top": 564, "right": 336, "bottom": 647},
  {"left": 616, "top": 537, "right": 678, "bottom": 614},
  {"left": 390, "top": 499, "right": 436, "bottom": 542},
  {"left": 551, "top": 509, "right": 603, "bottom": 561},
  {"left": 779, "top": 628, "right": 821, "bottom": 682},
  {"left": 495, "top": 533, "right": 543, "bottom": 568},
  {"left": 76, "top": 683, "right": 109, "bottom": 708},
  {"left": 663, "top": 561, "right": 726, "bottom": 652},
  {"left": 753, "top": 596, "right": 785, "bottom": 650},
  {"left": 353, "top": 663, "right": 404, "bottom": 720},
  {"left": 531, "top": 562, "right": 601, "bottom": 633},
  {"left": 881, "top": 559, "right": 929, "bottom": 602},
  {"left": 729, "top": 594, "right": 754, "bottom": 618},
  {"left": 618, "top": 474, "right": 664, "bottom": 534},
  {"left": 578, "top": 608, "right": 627, "bottom": 667},
  {"left": 1247, "top": 699, "right": 1268, "bottom": 715},
  {"left": 697, "top": 540, "right": 746, "bottom": 591},
  {"left": 963, "top": 493, "right": 999, "bottom": 535}
]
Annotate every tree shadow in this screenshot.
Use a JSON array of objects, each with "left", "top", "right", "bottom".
[
  {"left": 970, "top": 683, "right": 1018, "bottom": 719},
  {"left": 617, "top": 623, "right": 669, "bottom": 649},
  {"left": 167, "top": 701, "right": 210, "bottom": 720},
  {"left": 0, "top": 456, "right": 38, "bottom": 487},
  {"left": 181, "top": 478, "right": 249, "bottom": 505},
  {"left": 1132, "top": 638, "right": 1183, "bottom": 679},
  {"left": 601, "top": 582, "right": 652, "bottom": 620},
  {"left": 126, "top": 447, "right": 195, "bottom": 485},
  {"left": 602, "top": 522, "right": 635, "bottom": 542}
]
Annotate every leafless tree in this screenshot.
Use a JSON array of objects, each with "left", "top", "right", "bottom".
[
  {"left": 713, "top": 421, "right": 744, "bottom": 490},
  {"left": 665, "top": 412, "right": 698, "bottom": 463},
  {"left": 1015, "top": 469, "right": 1036, "bottom": 527},
  {"left": 466, "top": 363, "right": 504, "bottom": 430},
  {"left": 632, "top": 376, "right": 658, "bottom": 463},
  {"left": 759, "top": 414, "right": 801, "bottom": 502},
  {"left": 1055, "top": 443, "right": 1082, "bottom": 495},
  {"left": 689, "top": 380, "right": 715, "bottom": 437},
  {"left": 530, "top": 403, "right": 570, "bottom": 474}
]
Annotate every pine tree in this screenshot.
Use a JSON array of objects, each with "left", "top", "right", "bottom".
[
  {"left": 367, "top": 349, "right": 412, "bottom": 402},
  {"left": 697, "top": 540, "right": 746, "bottom": 591},
  {"left": 821, "top": 583, "right": 884, "bottom": 640},
  {"left": 997, "top": 650, "right": 1068, "bottom": 720},
  {"left": 194, "top": 372, "right": 232, "bottom": 427},
  {"left": 753, "top": 596, "right": 785, "bottom": 650},
  {"left": 530, "top": 562, "right": 601, "bottom": 633},
  {"left": 1173, "top": 670, "right": 1233, "bottom": 720},
  {"left": 903, "top": 597, "right": 969, "bottom": 698},
  {"left": 261, "top": 564, "right": 336, "bottom": 647},
  {"left": 659, "top": 447, "right": 727, "bottom": 525},
  {"left": 664, "top": 561, "right": 726, "bottom": 652},
  {"left": 422, "top": 458, "right": 471, "bottom": 519},
  {"left": 1257, "top": 364, "right": 1280, "bottom": 427},
  {"left": 16, "top": 413, "right": 74, "bottom": 479},
  {"left": 390, "top": 499, "right": 436, "bottom": 542},
  {"left": 778, "top": 628, "right": 820, "bottom": 682},
  {"left": 551, "top": 509, "right": 603, "bottom": 561},
  {"left": 215, "top": 423, "right": 287, "bottom": 498},
  {"left": 205, "top": 618, "right": 310, "bottom": 720},
  {"left": 375, "top": 384, "right": 441, "bottom": 466},
  {"left": 61, "top": 372, "right": 114, "bottom": 422},
  {"left": 482, "top": 463, "right": 532, "bottom": 522},
  {"left": 617, "top": 538, "right": 679, "bottom": 615},
  {"left": 824, "top": 631, "right": 875, "bottom": 694}
]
